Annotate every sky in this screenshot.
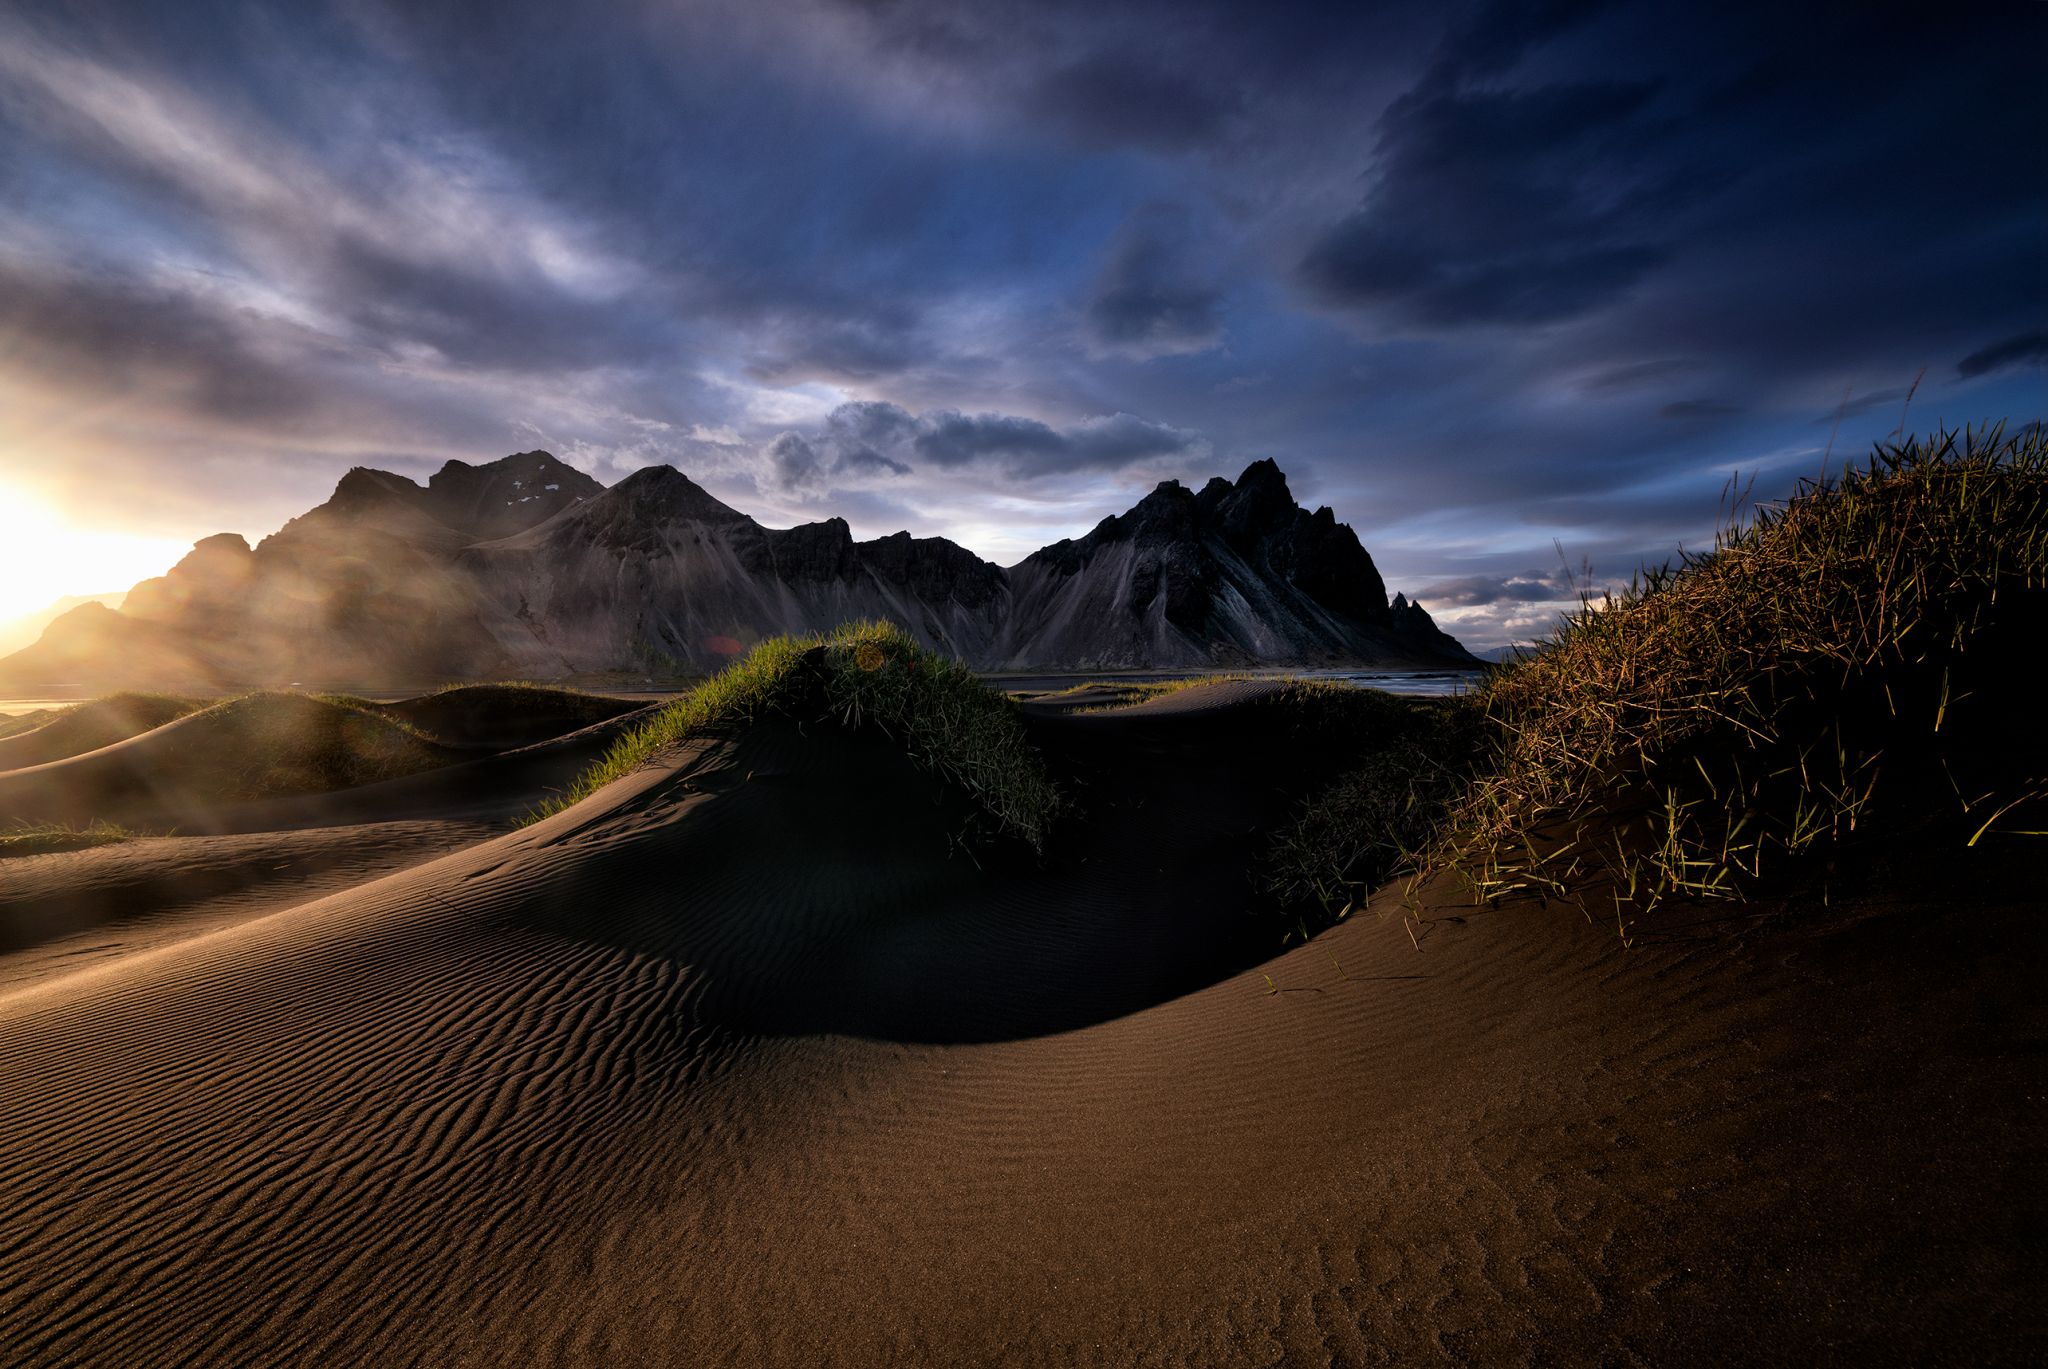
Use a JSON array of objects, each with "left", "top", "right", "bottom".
[{"left": 0, "top": 0, "right": 2041, "bottom": 648}]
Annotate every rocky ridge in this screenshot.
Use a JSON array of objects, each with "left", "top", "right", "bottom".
[{"left": 2, "top": 452, "right": 1477, "bottom": 685}]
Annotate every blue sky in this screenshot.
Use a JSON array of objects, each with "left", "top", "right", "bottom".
[{"left": 0, "top": 0, "right": 2040, "bottom": 647}]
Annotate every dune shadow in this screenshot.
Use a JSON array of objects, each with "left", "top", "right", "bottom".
[{"left": 503, "top": 709, "right": 1304, "bottom": 1045}]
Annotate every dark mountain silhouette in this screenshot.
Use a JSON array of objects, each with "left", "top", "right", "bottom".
[
  {"left": 0, "top": 452, "right": 1475, "bottom": 687},
  {"left": 993, "top": 459, "right": 1435, "bottom": 668}
]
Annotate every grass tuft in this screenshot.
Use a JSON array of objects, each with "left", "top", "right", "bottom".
[
  {"left": 1415, "top": 424, "right": 2048, "bottom": 933},
  {"left": 527, "top": 621, "right": 1061, "bottom": 847},
  {"left": 0, "top": 819, "right": 137, "bottom": 858},
  {"left": 1257, "top": 688, "right": 1483, "bottom": 917}
]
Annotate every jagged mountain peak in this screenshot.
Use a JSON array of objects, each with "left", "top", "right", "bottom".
[
  {"left": 121, "top": 531, "right": 257, "bottom": 623},
  {"left": 1119, "top": 480, "right": 1203, "bottom": 540},
  {"left": 0, "top": 451, "right": 1476, "bottom": 685},
  {"left": 986, "top": 457, "right": 1459, "bottom": 669},
  {"left": 429, "top": 449, "right": 579, "bottom": 487},
  {"left": 189, "top": 531, "right": 254, "bottom": 559},
  {"left": 326, "top": 465, "right": 427, "bottom": 513},
  {"left": 601, "top": 465, "right": 749, "bottom": 521},
  {"left": 1213, "top": 459, "right": 1304, "bottom": 540},
  {"left": 424, "top": 450, "right": 602, "bottom": 539},
  {"left": 1234, "top": 456, "right": 1291, "bottom": 494},
  {"left": 297, "top": 452, "right": 600, "bottom": 544},
  {"left": 1388, "top": 592, "right": 1475, "bottom": 661},
  {"left": 534, "top": 464, "right": 755, "bottom": 556}
]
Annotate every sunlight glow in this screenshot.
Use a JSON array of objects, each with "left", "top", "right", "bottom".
[{"left": 0, "top": 485, "right": 189, "bottom": 626}]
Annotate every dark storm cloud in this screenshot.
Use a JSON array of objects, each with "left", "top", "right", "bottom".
[
  {"left": 1299, "top": 79, "right": 1677, "bottom": 328},
  {"left": 763, "top": 409, "right": 914, "bottom": 494},
  {"left": 839, "top": 445, "right": 914, "bottom": 476},
  {"left": 764, "top": 433, "right": 832, "bottom": 492},
  {"left": 744, "top": 311, "right": 928, "bottom": 384},
  {"left": 1414, "top": 569, "right": 1571, "bottom": 608},
  {"left": 1426, "top": 0, "right": 1617, "bottom": 84},
  {"left": 758, "top": 400, "right": 1205, "bottom": 491},
  {"left": 1957, "top": 331, "right": 2048, "bottom": 381},
  {"left": 328, "top": 236, "right": 672, "bottom": 374},
  {"left": 824, "top": 400, "right": 922, "bottom": 453},
  {"left": 1025, "top": 52, "right": 1237, "bottom": 153},
  {"left": 0, "top": 263, "right": 320, "bottom": 425},
  {"left": 913, "top": 409, "right": 1203, "bottom": 472},
  {"left": 912, "top": 412, "right": 1066, "bottom": 466},
  {"left": 1523, "top": 7, "right": 2041, "bottom": 388},
  {"left": 1083, "top": 205, "right": 1225, "bottom": 359},
  {"left": 813, "top": 402, "right": 918, "bottom": 479}
]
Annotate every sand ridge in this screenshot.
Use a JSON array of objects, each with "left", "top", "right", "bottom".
[{"left": 0, "top": 693, "right": 658, "bottom": 833}]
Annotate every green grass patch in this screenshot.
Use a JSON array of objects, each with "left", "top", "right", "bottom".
[
  {"left": 0, "top": 819, "right": 138, "bottom": 858},
  {"left": 1412, "top": 425, "right": 2048, "bottom": 937},
  {"left": 527, "top": 621, "right": 1062, "bottom": 848}
]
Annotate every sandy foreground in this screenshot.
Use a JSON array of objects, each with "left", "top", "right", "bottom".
[{"left": 0, "top": 684, "right": 2034, "bottom": 1365}]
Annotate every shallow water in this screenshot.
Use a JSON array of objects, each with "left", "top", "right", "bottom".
[
  {"left": 985, "top": 667, "right": 1484, "bottom": 698},
  {"left": 1269, "top": 668, "right": 1482, "bottom": 697}
]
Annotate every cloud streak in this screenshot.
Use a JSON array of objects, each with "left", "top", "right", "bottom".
[
  {"left": 1958, "top": 331, "right": 2047, "bottom": 380},
  {"left": 758, "top": 401, "right": 1208, "bottom": 492}
]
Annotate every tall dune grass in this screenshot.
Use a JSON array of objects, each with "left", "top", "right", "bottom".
[{"left": 1418, "top": 425, "right": 2047, "bottom": 936}]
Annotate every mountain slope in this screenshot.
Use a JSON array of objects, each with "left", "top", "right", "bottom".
[
  {"left": 459, "top": 467, "right": 1009, "bottom": 674},
  {"left": 0, "top": 592, "right": 127, "bottom": 658},
  {"left": 0, "top": 452, "right": 1474, "bottom": 685}
]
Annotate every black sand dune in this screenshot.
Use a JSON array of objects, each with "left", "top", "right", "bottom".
[
  {"left": 206, "top": 702, "right": 662, "bottom": 834},
  {"left": 508, "top": 682, "right": 1323, "bottom": 1042},
  {"left": 0, "top": 692, "right": 457, "bottom": 828},
  {"left": 0, "top": 710, "right": 55, "bottom": 741},
  {"left": 0, "top": 681, "right": 2032, "bottom": 1365},
  {"left": 0, "top": 821, "right": 491, "bottom": 989},
  {"left": 0, "top": 689, "right": 650, "bottom": 833},
  {"left": 0, "top": 692, "right": 199, "bottom": 772},
  {"left": 364, "top": 684, "right": 641, "bottom": 750}
]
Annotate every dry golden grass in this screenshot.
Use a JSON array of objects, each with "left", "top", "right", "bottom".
[
  {"left": 1415, "top": 425, "right": 2048, "bottom": 937},
  {"left": 0, "top": 819, "right": 137, "bottom": 858}
]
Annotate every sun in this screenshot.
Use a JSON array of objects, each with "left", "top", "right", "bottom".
[{"left": 0, "top": 485, "right": 191, "bottom": 626}]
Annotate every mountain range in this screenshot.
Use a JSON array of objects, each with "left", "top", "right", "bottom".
[{"left": 0, "top": 452, "right": 1474, "bottom": 687}]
